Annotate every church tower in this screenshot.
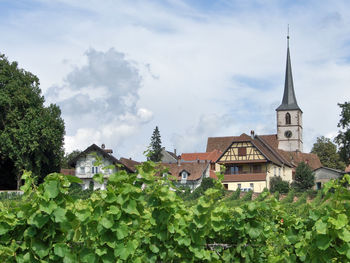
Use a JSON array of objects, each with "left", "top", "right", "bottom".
[{"left": 276, "top": 35, "right": 303, "bottom": 152}]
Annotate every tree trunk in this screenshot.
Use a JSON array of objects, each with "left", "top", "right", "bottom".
[{"left": 17, "top": 174, "right": 21, "bottom": 190}]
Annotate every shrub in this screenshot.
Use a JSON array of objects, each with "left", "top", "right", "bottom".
[
  {"left": 281, "top": 189, "right": 295, "bottom": 203},
  {"left": 256, "top": 188, "right": 270, "bottom": 201},
  {"left": 229, "top": 187, "right": 241, "bottom": 200},
  {"left": 270, "top": 176, "right": 289, "bottom": 193},
  {"left": 241, "top": 190, "right": 253, "bottom": 201}
]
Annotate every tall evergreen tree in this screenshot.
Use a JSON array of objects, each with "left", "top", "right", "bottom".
[
  {"left": 148, "top": 126, "right": 162, "bottom": 162},
  {"left": 291, "top": 162, "right": 315, "bottom": 191}
]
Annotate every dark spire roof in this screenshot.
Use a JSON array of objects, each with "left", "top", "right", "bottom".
[{"left": 276, "top": 36, "right": 301, "bottom": 112}]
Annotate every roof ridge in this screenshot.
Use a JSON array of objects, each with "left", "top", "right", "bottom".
[{"left": 256, "top": 135, "right": 292, "bottom": 167}]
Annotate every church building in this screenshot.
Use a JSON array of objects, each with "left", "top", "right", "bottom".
[{"left": 206, "top": 36, "right": 321, "bottom": 192}]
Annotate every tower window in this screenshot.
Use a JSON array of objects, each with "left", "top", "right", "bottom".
[{"left": 285, "top": 113, "right": 291, "bottom": 125}]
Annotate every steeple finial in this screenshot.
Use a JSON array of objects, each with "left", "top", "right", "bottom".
[{"left": 287, "top": 24, "right": 290, "bottom": 47}]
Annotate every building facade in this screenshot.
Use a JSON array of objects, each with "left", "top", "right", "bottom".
[
  {"left": 205, "top": 37, "right": 321, "bottom": 192},
  {"left": 69, "top": 144, "right": 134, "bottom": 190}
]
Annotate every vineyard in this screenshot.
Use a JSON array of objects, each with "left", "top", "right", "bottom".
[{"left": 0, "top": 161, "right": 349, "bottom": 262}]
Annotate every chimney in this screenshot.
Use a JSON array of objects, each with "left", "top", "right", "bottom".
[
  {"left": 101, "top": 144, "right": 113, "bottom": 154},
  {"left": 174, "top": 149, "right": 177, "bottom": 156},
  {"left": 177, "top": 155, "right": 181, "bottom": 166},
  {"left": 250, "top": 130, "right": 255, "bottom": 139}
]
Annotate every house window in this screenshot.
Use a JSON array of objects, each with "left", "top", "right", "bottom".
[
  {"left": 250, "top": 183, "right": 254, "bottom": 190},
  {"left": 92, "top": 166, "right": 99, "bottom": 174},
  {"left": 181, "top": 171, "right": 188, "bottom": 180},
  {"left": 285, "top": 113, "right": 291, "bottom": 125},
  {"left": 253, "top": 165, "right": 261, "bottom": 173},
  {"left": 279, "top": 168, "right": 281, "bottom": 177},
  {"left": 237, "top": 184, "right": 241, "bottom": 189},
  {"left": 238, "top": 147, "right": 246, "bottom": 156},
  {"left": 79, "top": 167, "right": 85, "bottom": 174},
  {"left": 274, "top": 167, "right": 276, "bottom": 176},
  {"left": 223, "top": 184, "right": 228, "bottom": 190},
  {"left": 228, "top": 166, "right": 241, "bottom": 174}
]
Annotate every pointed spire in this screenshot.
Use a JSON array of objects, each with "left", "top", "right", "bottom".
[{"left": 276, "top": 32, "right": 301, "bottom": 111}]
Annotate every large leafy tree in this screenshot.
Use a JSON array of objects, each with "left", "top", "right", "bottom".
[
  {"left": 0, "top": 54, "right": 65, "bottom": 189},
  {"left": 291, "top": 162, "right": 315, "bottom": 191},
  {"left": 335, "top": 102, "right": 350, "bottom": 165},
  {"left": 148, "top": 126, "right": 162, "bottom": 162},
  {"left": 311, "top": 136, "right": 346, "bottom": 170},
  {"left": 61, "top": 150, "right": 82, "bottom": 169}
]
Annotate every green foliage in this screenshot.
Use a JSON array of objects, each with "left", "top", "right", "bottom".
[
  {"left": 311, "top": 136, "right": 346, "bottom": 170},
  {"left": 68, "top": 183, "right": 93, "bottom": 200},
  {"left": 281, "top": 189, "right": 295, "bottom": 203},
  {"left": 0, "top": 164, "right": 350, "bottom": 262},
  {"left": 270, "top": 176, "right": 290, "bottom": 193},
  {"left": 228, "top": 187, "right": 241, "bottom": 200},
  {"left": 148, "top": 126, "right": 162, "bottom": 162},
  {"left": 292, "top": 162, "right": 315, "bottom": 191},
  {"left": 335, "top": 102, "right": 350, "bottom": 165},
  {"left": 0, "top": 54, "right": 65, "bottom": 189},
  {"left": 256, "top": 188, "right": 269, "bottom": 201},
  {"left": 61, "top": 150, "right": 82, "bottom": 169},
  {"left": 241, "top": 190, "right": 253, "bottom": 201},
  {"left": 187, "top": 177, "right": 218, "bottom": 200}
]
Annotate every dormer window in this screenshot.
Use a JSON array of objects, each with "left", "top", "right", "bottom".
[
  {"left": 285, "top": 113, "right": 291, "bottom": 125},
  {"left": 181, "top": 171, "right": 188, "bottom": 180},
  {"left": 79, "top": 167, "right": 85, "bottom": 174}
]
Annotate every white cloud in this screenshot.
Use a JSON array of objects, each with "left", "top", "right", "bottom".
[{"left": 45, "top": 48, "right": 153, "bottom": 154}]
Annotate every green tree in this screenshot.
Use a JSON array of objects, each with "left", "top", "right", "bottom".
[
  {"left": 0, "top": 54, "right": 65, "bottom": 189},
  {"left": 61, "top": 150, "right": 82, "bottom": 169},
  {"left": 148, "top": 126, "right": 162, "bottom": 162},
  {"left": 311, "top": 136, "right": 346, "bottom": 170},
  {"left": 270, "top": 176, "right": 290, "bottom": 193},
  {"left": 291, "top": 162, "right": 315, "bottom": 191},
  {"left": 335, "top": 102, "right": 350, "bottom": 165}
]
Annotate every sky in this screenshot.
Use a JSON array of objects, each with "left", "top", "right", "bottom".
[{"left": 2, "top": 0, "right": 350, "bottom": 161}]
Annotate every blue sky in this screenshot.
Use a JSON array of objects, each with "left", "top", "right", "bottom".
[{"left": 2, "top": 0, "right": 350, "bottom": 160}]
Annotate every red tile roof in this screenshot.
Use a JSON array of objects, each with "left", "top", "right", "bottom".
[
  {"left": 206, "top": 133, "right": 322, "bottom": 170},
  {"left": 206, "top": 134, "right": 250, "bottom": 152},
  {"left": 158, "top": 162, "right": 209, "bottom": 181},
  {"left": 119, "top": 158, "right": 141, "bottom": 173},
  {"left": 181, "top": 150, "right": 222, "bottom": 162}
]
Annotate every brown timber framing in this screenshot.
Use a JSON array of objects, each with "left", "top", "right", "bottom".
[{"left": 217, "top": 141, "right": 268, "bottom": 163}]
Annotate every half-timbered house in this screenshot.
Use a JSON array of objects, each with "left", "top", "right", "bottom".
[{"left": 206, "top": 36, "right": 321, "bottom": 192}]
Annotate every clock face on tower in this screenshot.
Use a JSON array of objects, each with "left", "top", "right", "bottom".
[{"left": 284, "top": 130, "right": 292, "bottom": 139}]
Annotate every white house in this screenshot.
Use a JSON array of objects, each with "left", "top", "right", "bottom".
[{"left": 68, "top": 144, "right": 134, "bottom": 190}]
